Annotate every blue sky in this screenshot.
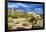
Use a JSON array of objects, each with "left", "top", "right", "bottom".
[{"left": 8, "top": 2, "right": 43, "bottom": 14}]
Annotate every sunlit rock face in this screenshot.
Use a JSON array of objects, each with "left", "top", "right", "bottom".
[
  {"left": 27, "top": 12, "right": 43, "bottom": 28},
  {"left": 8, "top": 12, "right": 43, "bottom": 30}
]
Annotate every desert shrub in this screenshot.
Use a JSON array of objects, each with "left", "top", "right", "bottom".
[
  {"left": 9, "top": 15, "right": 18, "bottom": 19},
  {"left": 15, "top": 21, "right": 20, "bottom": 24},
  {"left": 8, "top": 14, "right": 19, "bottom": 19},
  {"left": 8, "top": 14, "right": 13, "bottom": 17},
  {"left": 29, "top": 16, "right": 35, "bottom": 23},
  {"left": 40, "top": 15, "right": 43, "bottom": 19},
  {"left": 20, "top": 15, "right": 24, "bottom": 18},
  {"left": 25, "top": 16, "right": 28, "bottom": 18},
  {"left": 8, "top": 17, "right": 13, "bottom": 23},
  {"left": 8, "top": 25, "right": 12, "bottom": 30},
  {"left": 22, "top": 23, "right": 29, "bottom": 26}
]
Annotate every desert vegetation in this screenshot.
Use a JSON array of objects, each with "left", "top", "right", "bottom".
[{"left": 8, "top": 9, "right": 43, "bottom": 30}]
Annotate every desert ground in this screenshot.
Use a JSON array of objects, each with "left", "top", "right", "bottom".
[{"left": 8, "top": 10, "right": 43, "bottom": 30}]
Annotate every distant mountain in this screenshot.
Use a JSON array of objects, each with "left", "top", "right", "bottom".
[{"left": 8, "top": 9, "right": 26, "bottom": 15}]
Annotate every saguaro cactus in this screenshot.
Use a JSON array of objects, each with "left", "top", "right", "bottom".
[{"left": 11, "top": 7, "right": 14, "bottom": 15}]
